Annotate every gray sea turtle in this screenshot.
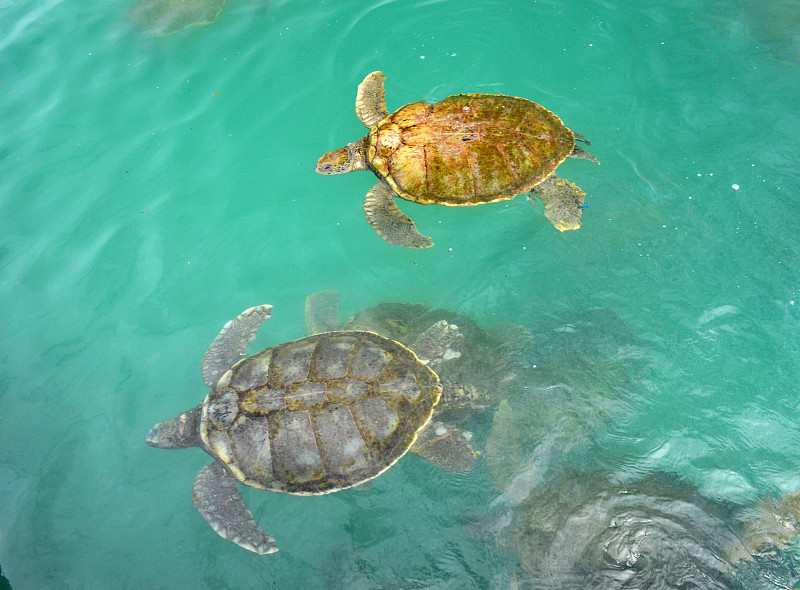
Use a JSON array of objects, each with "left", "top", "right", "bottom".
[
  {"left": 501, "top": 470, "right": 749, "bottom": 589},
  {"left": 0, "top": 562, "right": 9, "bottom": 590},
  {"left": 728, "top": 489, "right": 800, "bottom": 562},
  {"left": 145, "top": 304, "right": 469, "bottom": 554},
  {"left": 499, "top": 470, "right": 800, "bottom": 589},
  {"left": 484, "top": 310, "right": 646, "bottom": 504},
  {"left": 128, "top": 0, "right": 226, "bottom": 36},
  {"left": 315, "top": 71, "right": 599, "bottom": 248}
]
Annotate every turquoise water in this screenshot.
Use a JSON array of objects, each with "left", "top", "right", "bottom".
[{"left": 1, "top": 0, "right": 800, "bottom": 587}]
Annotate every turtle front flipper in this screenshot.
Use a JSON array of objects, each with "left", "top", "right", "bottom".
[
  {"left": 364, "top": 181, "right": 434, "bottom": 248},
  {"left": 356, "top": 71, "right": 389, "bottom": 128},
  {"left": 305, "top": 290, "right": 342, "bottom": 335},
  {"left": 192, "top": 461, "right": 278, "bottom": 555},
  {"left": 411, "top": 320, "right": 463, "bottom": 365},
  {"left": 529, "top": 175, "right": 587, "bottom": 232},
  {"left": 410, "top": 421, "right": 477, "bottom": 472},
  {"left": 201, "top": 305, "right": 273, "bottom": 388},
  {"left": 569, "top": 144, "right": 600, "bottom": 164}
]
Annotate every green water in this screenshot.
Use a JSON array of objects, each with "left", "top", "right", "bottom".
[{"left": 1, "top": 0, "right": 799, "bottom": 587}]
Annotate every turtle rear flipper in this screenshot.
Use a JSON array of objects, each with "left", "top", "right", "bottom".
[
  {"left": 305, "top": 290, "right": 342, "bottom": 335},
  {"left": 193, "top": 462, "right": 278, "bottom": 555},
  {"left": 364, "top": 182, "right": 433, "bottom": 248},
  {"left": 572, "top": 131, "right": 592, "bottom": 145},
  {"left": 200, "top": 305, "right": 273, "bottom": 388},
  {"left": 356, "top": 71, "right": 389, "bottom": 127},
  {"left": 529, "top": 175, "right": 586, "bottom": 232},
  {"left": 411, "top": 421, "right": 476, "bottom": 472}
]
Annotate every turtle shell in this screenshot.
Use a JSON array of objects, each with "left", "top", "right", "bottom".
[
  {"left": 366, "top": 94, "right": 575, "bottom": 206},
  {"left": 199, "top": 331, "right": 441, "bottom": 495}
]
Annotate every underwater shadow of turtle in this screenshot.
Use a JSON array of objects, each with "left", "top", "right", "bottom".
[
  {"left": 127, "top": 0, "right": 227, "bottom": 37},
  {"left": 315, "top": 71, "right": 600, "bottom": 248}
]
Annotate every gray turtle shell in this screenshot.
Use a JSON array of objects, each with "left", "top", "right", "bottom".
[{"left": 200, "top": 331, "right": 441, "bottom": 495}]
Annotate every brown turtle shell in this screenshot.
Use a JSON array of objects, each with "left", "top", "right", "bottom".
[
  {"left": 366, "top": 93, "right": 575, "bottom": 206},
  {"left": 199, "top": 331, "right": 441, "bottom": 495}
]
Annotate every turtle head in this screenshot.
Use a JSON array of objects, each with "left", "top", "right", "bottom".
[
  {"left": 146, "top": 405, "right": 201, "bottom": 449},
  {"left": 315, "top": 139, "right": 367, "bottom": 174}
]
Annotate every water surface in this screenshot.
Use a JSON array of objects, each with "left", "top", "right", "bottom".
[{"left": 1, "top": 0, "right": 799, "bottom": 587}]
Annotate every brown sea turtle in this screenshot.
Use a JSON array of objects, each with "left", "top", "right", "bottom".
[
  {"left": 315, "top": 71, "right": 599, "bottom": 248},
  {"left": 145, "top": 304, "right": 470, "bottom": 554}
]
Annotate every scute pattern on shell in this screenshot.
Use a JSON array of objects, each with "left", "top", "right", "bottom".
[
  {"left": 200, "top": 331, "right": 441, "bottom": 495},
  {"left": 367, "top": 94, "right": 575, "bottom": 205}
]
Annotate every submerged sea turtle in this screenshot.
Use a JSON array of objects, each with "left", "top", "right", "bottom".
[
  {"left": 500, "top": 470, "right": 750, "bottom": 589},
  {"left": 306, "top": 289, "right": 530, "bottom": 424},
  {"left": 705, "top": 0, "right": 800, "bottom": 65},
  {"left": 484, "top": 310, "right": 646, "bottom": 505},
  {"left": 495, "top": 470, "right": 800, "bottom": 589},
  {"left": 128, "top": 0, "right": 226, "bottom": 36},
  {"left": 0, "top": 562, "right": 9, "bottom": 590},
  {"left": 728, "top": 489, "right": 800, "bottom": 562},
  {"left": 315, "top": 71, "right": 600, "bottom": 248},
  {"left": 146, "top": 304, "right": 469, "bottom": 554}
]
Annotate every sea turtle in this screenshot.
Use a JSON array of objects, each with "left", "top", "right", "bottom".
[
  {"left": 728, "top": 489, "right": 800, "bottom": 562},
  {"left": 315, "top": 71, "right": 600, "bottom": 248},
  {"left": 145, "top": 304, "right": 469, "bottom": 554},
  {"left": 500, "top": 470, "right": 749, "bottom": 589},
  {"left": 483, "top": 309, "right": 647, "bottom": 505},
  {"left": 128, "top": 0, "right": 226, "bottom": 36},
  {"left": 705, "top": 0, "right": 800, "bottom": 65},
  {"left": 724, "top": 488, "right": 800, "bottom": 588},
  {"left": 472, "top": 468, "right": 800, "bottom": 588},
  {"left": 306, "top": 289, "right": 530, "bottom": 424},
  {"left": 0, "top": 562, "right": 9, "bottom": 590}
]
